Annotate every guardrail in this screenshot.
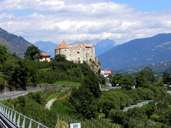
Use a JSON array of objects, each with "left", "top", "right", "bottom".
[{"left": 0, "top": 103, "right": 48, "bottom": 128}]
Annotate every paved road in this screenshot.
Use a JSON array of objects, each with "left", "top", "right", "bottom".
[
  {"left": 0, "top": 87, "right": 45, "bottom": 101},
  {"left": 167, "top": 91, "right": 171, "bottom": 94}
]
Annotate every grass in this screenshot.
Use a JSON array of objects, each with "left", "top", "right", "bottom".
[
  {"left": 55, "top": 80, "right": 81, "bottom": 88},
  {"left": 2, "top": 82, "right": 123, "bottom": 128}
]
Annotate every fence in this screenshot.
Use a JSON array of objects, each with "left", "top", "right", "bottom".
[{"left": 0, "top": 103, "right": 48, "bottom": 128}]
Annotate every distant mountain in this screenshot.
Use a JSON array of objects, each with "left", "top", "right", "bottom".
[
  {"left": 99, "top": 33, "right": 171, "bottom": 72},
  {"left": 0, "top": 28, "right": 31, "bottom": 57},
  {"left": 34, "top": 41, "right": 56, "bottom": 57},
  {"left": 34, "top": 39, "right": 116, "bottom": 57},
  {"left": 150, "top": 61, "right": 171, "bottom": 73},
  {"left": 95, "top": 39, "right": 116, "bottom": 56}
]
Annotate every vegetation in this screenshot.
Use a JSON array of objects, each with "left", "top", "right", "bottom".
[
  {"left": 24, "top": 45, "right": 40, "bottom": 60},
  {"left": 0, "top": 45, "right": 100, "bottom": 90},
  {"left": 69, "top": 74, "right": 101, "bottom": 119},
  {"left": 1, "top": 44, "right": 171, "bottom": 128}
]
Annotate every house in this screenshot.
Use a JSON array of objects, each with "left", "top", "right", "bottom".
[
  {"left": 101, "top": 70, "right": 112, "bottom": 77},
  {"left": 39, "top": 52, "right": 51, "bottom": 62}
]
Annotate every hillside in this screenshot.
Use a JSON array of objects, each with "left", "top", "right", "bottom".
[
  {"left": 0, "top": 28, "right": 31, "bottom": 57},
  {"left": 99, "top": 33, "right": 171, "bottom": 72}
]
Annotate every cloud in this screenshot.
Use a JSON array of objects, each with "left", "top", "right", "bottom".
[{"left": 0, "top": 0, "right": 171, "bottom": 44}]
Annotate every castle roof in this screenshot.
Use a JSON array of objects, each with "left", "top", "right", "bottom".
[
  {"left": 56, "top": 41, "right": 93, "bottom": 50},
  {"left": 56, "top": 40, "right": 69, "bottom": 49}
]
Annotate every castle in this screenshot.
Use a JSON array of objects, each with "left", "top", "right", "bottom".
[{"left": 55, "top": 41, "right": 100, "bottom": 73}]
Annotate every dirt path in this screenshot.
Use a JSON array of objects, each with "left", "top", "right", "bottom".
[
  {"left": 45, "top": 98, "right": 57, "bottom": 110},
  {"left": 45, "top": 91, "right": 71, "bottom": 110}
]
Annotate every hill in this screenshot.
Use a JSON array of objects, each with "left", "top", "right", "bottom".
[
  {"left": 0, "top": 28, "right": 31, "bottom": 57},
  {"left": 99, "top": 33, "right": 171, "bottom": 72}
]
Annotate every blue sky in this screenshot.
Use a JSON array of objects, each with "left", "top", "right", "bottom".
[
  {"left": 0, "top": 0, "right": 171, "bottom": 44},
  {"left": 113, "top": 0, "right": 171, "bottom": 11}
]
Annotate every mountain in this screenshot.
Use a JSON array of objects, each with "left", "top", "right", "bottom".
[
  {"left": 0, "top": 28, "right": 31, "bottom": 57},
  {"left": 95, "top": 39, "right": 116, "bottom": 56},
  {"left": 34, "top": 41, "right": 56, "bottom": 57},
  {"left": 34, "top": 39, "right": 116, "bottom": 57},
  {"left": 99, "top": 33, "right": 171, "bottom": 72}
]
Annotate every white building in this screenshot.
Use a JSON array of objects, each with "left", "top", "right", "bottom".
[
  {"left": 101, "top": 70, "right": 112, "bottom": 77},
  {"left": 39, "top": 52, "right": 51, "bottom": 62},
  {"left": 55, "top": 41, "right": 100, "bottom": 72}
]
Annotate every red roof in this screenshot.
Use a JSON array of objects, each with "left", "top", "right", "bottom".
[
  {"left": 40, "top": 52, "right": 50, "bottom": 57},
  {"left": 56, "top": 40, "right": 69, "bottom": 49}
]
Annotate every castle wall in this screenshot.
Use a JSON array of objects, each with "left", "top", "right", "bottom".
[{"left": 56, "top": 44, "right": 96, "bottom": 64}]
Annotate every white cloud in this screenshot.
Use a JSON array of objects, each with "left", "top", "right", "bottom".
[{"left": 0, "top": 0, "right": 171, "bottom": 44}]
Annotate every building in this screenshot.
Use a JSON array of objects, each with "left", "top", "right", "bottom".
[
  {"left": 39, "top": 52, "right": 51, "bottom": 62},
  {"left": 55, "top": 41, "right": 100, "bottom": 72},
  {"left": 101, "top": 69, "right": 112, "bottom": 77},
  {"left": 55, "top": 41, "right": 96, "bottom": 63}
]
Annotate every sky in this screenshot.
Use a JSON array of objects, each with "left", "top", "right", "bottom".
[{"left": 0, "top": 0, "right": 171, "bottom": 44}]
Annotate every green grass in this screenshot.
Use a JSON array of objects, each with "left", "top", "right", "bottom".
[
  {"left": 2, "top": 89, "right": 121, "bottom": 128},
  {"left": 55, "top": 80, "right": 81, "bottom": 88},
  {"left": 2, "top": 85, "right": 130, "bottom": 128}
]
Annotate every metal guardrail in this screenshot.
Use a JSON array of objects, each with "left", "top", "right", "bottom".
[{"left": 0, "top": 103, "right": 48, "bottom": 128}]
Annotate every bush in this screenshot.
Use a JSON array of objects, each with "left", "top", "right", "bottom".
[{"left": 109, "top": 110, "right": 126, "bottom": 125}]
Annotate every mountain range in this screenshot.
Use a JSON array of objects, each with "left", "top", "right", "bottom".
[
  {"left": 34, "top": 41, "right": 56, "bottom": 57},
  {"left": 95, "top": 39, "right": 116, "bottom": 56},
  {"left": 99, "top": 33, "right": 171, "bottom": 72},
  {"left": 0, "top": 28, "right": 31, "bottom": 57},
  {"left": 34, "top": 39, "right": 116, "bottom": 57},
  {"left": 1, "top": 27, "right": 171, "bottom": 73}
]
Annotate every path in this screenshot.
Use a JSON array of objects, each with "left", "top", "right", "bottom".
[
  {"left": 45, "top": 91, "right": 70, "bottom": 110},
  {"left": 123, "top": 100, "right": 153, "bottom": 112},
  {"left": 45, "top": 98, "right": 56, "bottom": 110}
]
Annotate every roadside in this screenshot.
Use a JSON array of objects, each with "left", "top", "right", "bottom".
[{"left": 0, "top": 85, "right": 56, "bottom": 101}]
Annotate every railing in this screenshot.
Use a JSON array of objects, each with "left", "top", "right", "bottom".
[{"left": 0, "top": 103, "right": 48, "bottom": 128}]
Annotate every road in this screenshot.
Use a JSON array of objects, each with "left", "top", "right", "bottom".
[
  {"left": 0, "top": 87, "right": 46, "bottom": 101},
  {"left": 123, "top": 100, "right": 153, "bottom": 112},
  {"left": 122, "top": 91, "right": 171, "bottom": 112}
]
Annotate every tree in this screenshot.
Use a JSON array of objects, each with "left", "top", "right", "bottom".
[
  {"left": 69, "top": 74, "right": 101, "bottom": 119},
  {"left": 110, "top": 74, "right": 134, "bottom": 89},
  {"left": 0, "top": 76, "right": 6, "bottom": 91},
  {"left": 69, "top": 86, "right": 97, "bottom": 119},
  {"left": 54, "top": 54, "right": 66, "bottom": 62},
  {"left": 136, "top": 67, "right": 155, "bottom": 87},
  {"left": 0, "top": 45, "right": 8, "bottom": 64},
  {"left": 110, "top": 74, "right": 122, "bottom": 86},
  {"left": 7, "top": 61, "right": 28, "bottom": 90},
  {"left": 25, "top": 45, "right": 40, "bottom": 60},
  {"left": 120, "top": 75, "right": 134, "bottom": 89},
  {"left": 109, "top": 110, "right": 126, "bottom": 125},
  {"left": 100, "top": 100, "right": 113, "bottom": 118},
  {"left": 163, "top": 72, "right": 171, "bottom": 85},
  {"left": 51, "top": 55, "right": 68, "bottom": 70},
  {"left": 81, "top": 75, "right": 101, "bottom": 98}
]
